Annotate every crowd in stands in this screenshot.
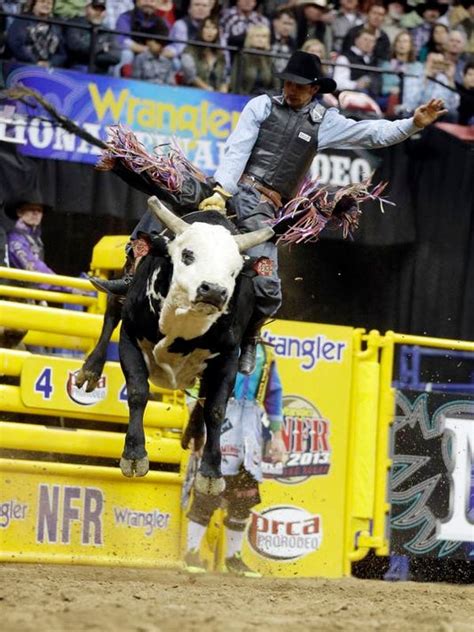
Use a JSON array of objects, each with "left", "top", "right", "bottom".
[{"left": 0, "top": 0, "right": 473, "bottom": 123}]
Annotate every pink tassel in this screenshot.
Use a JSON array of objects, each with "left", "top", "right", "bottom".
[
  {"left": 97, "top": 125, "right": 207, "bottom": 192},
  {"left": 273, "top": 177, "right": 393, "bottom": 245}
]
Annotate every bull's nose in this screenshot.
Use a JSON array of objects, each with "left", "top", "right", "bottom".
[{"left": 196, "top": 282, "right": 228, "bottom": 307}]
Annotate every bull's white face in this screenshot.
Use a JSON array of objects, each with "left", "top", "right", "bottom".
[{"left": 167, "top": 222, "right": 243, "bottom": 315}]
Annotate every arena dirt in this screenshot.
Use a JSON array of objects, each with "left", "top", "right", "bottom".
[{"left": 0, "top": 564, "right": 472, "bottom": 632}]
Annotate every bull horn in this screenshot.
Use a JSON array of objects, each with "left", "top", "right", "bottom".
[
  {"left": 234, "top": 227, "right": 274, "bottom": 253},
  {"left": 148, "top": 196, "right": 189, "bottom": 235}
]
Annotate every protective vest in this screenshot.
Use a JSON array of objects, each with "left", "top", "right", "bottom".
[{"left": 244, "top": 96, "right": 326, "bottom": 201}]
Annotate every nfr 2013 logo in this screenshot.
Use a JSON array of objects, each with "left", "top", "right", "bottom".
[
  {"left": 263, "top": 395, "right": 331, "bottom": 483},
  {"left": 248, "top": 505, "right": 322, "bottom": 561},
  {"left": 67, "top": 370, "right": 107, "bottom": 405}
]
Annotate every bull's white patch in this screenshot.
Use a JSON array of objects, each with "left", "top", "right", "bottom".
[
  {"left": 67, "top": 370, "right": 107, "bottom": 405},
  {"left": 248, "top": 505, "right": 322, "bottom": 560}
]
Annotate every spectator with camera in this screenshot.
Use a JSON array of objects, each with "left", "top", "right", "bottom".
[
  {"left": 418, "top": 51, "right": 460, "bottom": 119},
  {"left": 66, "top": 0, "right": 120, "bottom": 73}
]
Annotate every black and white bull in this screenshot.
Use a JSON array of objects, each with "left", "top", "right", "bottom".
[{"left": 79, "top": 197, "right": 273, "bottom": 494}]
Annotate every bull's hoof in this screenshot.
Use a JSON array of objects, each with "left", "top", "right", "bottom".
[
  {"left": 120, "top": 456, "right": 149, "bottom": 478},
  {"left": 181, "top": 426, "right": 205, "bottom": 451},
  {"left": 75, "top": 368, "right": 101, "bottom": 392},
  {"left": 194, "top": 472, "right": 225, "bottom": 496}
]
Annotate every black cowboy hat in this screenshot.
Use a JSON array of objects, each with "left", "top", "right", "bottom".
[
  {"left": 415, "top": 1, "right": 449, "bottom": 17},
  {"left": 4, "top": 198, "right": 51, "bottom": 220},
  {"left": 277, "top": 50, "right": 337, "bottom": 93}
]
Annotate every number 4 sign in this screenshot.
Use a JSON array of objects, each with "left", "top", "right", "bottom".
[{"left": 34, "top": 367, "right": 53, "bottom": 400}]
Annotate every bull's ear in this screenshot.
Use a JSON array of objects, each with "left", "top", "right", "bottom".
[
  {"left": 148, "top": 196, "right": 189, "bottom": 235},
  {"left": 234, "top": 226, "right": 274, "bottom": 253}
]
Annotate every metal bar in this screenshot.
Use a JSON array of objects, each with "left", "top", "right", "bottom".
[
  {"left": 0, "top": 421, "right": 183, "bottom": 464},
  {"left": 0, "top": 300, "right": 118, "bottom": 341},
  {"left": 0, "top": 456, "right": 182, "bottom": 483},
  {"left": 0, "top": 349, "right": 30, "bottom": 376},
  {"left": 0, "top": 284, "right": 95, "bottom": 306},
  {"left": 373, "top": 331, "right": 396, "bottom": 556},
  {"left": 0, "top": 266, "right": 94, "bottom": 291},
  {"left": 388, "top": 332, "right": 474, "bottom": 352},
  {"left": 0, "top": 384, "right": 185, "bottom": 428},
  {"left": 22, "top": 331, "right": 93, "bottom": 351}
]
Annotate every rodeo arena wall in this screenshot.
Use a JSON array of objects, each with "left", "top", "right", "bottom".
[{"left": 0, "top": 62, "right": 473, "bottom": 580}]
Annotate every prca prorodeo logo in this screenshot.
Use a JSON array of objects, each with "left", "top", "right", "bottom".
[
  {"left": 67, "top": 370, "right": 107, "bottom": 405},
  {"left": 248, "top": 505, "right": 322, "bottom": 561},
  {"left": 263, "top": 395, "right": 331, "bottom": 483}
]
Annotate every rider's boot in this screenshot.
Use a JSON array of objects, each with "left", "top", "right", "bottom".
[{"left": 238, "top": 313, "right": 267, "bottom": 376}]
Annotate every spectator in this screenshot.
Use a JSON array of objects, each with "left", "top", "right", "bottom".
[
  {"left": 230, "top": 23, "right": 277, "bottom": 95},
  {"left": 411, "top": 1, "right": 449, "bottom": 56},
  {"left": 379, "top": 29, "right": 424, "bottom": 114},
  {"left": 417, "top": 51, "right": 460, "bottom": 118},
  {"left": 181, "top": 16, "right": 228, "bottom": 91},
  {"left": 221, "top": 0, "right": 270, "bottom": 50},
  {"left": 7, "top": 0, "right": 67, "bottom": 67},
  {"left": 331, "top": 0, "right": 364, "bottom": 53},
  {"left": 454, "top": 0, "right": 473, "bottom": 55},
  {"left": 334, "top": 28, "right": 381, "bottom": 95},
  {"left": 301, "top": 37, "right": 330, "bottom": 73},
  {"left": 183, "top": 343, "right": 285, "bottom": 577},
  {"left": 343, "top": 1, "right": 391, "bottom": 63},
  {"left": 6, "top": 199, "right": 64, "bottom": 290},
  {"left": 418, "top": 22, "right": 449, "bottom": 61},
  {"left": 132, "top": 21, "right": 175, "bottom": 82},
  {"left": 456, "top": 60, "right": 474, "bottom": 124},
  {"left": 301, "top": 36, "right": 326, "bottom": 58},
  {"left": 115, "top": 0, "right": 170, "bottom": 70},
  {"left": 383, "top": 0, "right": 408, "bottom": 43},
  {"left": 271, "top": 8, "right": 297, "bottom": 74},
  {"left": 66, "top": 0, "right": 120, "bottom": 73},
  {"left": 167, "top": 0, "right": 211, "bottom": 57},
  {"left": 444, "top": 29, "right": 468, "bottom": 83},
  {"left": 294, "top": 0, "right": 333, "bottom": 53}
]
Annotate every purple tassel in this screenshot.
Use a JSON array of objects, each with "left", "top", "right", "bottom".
[
  {"left": 273, "top": 178, "right": 393, "bottom": 245},
  {"left": 97, "top": 125, "right": 207, "bottom": 192}
]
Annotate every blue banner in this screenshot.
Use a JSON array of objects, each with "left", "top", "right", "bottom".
[{"left": 2, "top": 64, "right": 249, "bottom": 174}]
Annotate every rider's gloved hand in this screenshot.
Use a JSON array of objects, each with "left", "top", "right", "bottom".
[{"left": 198, "top": 185, "right": 232, "bottom": 213}]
